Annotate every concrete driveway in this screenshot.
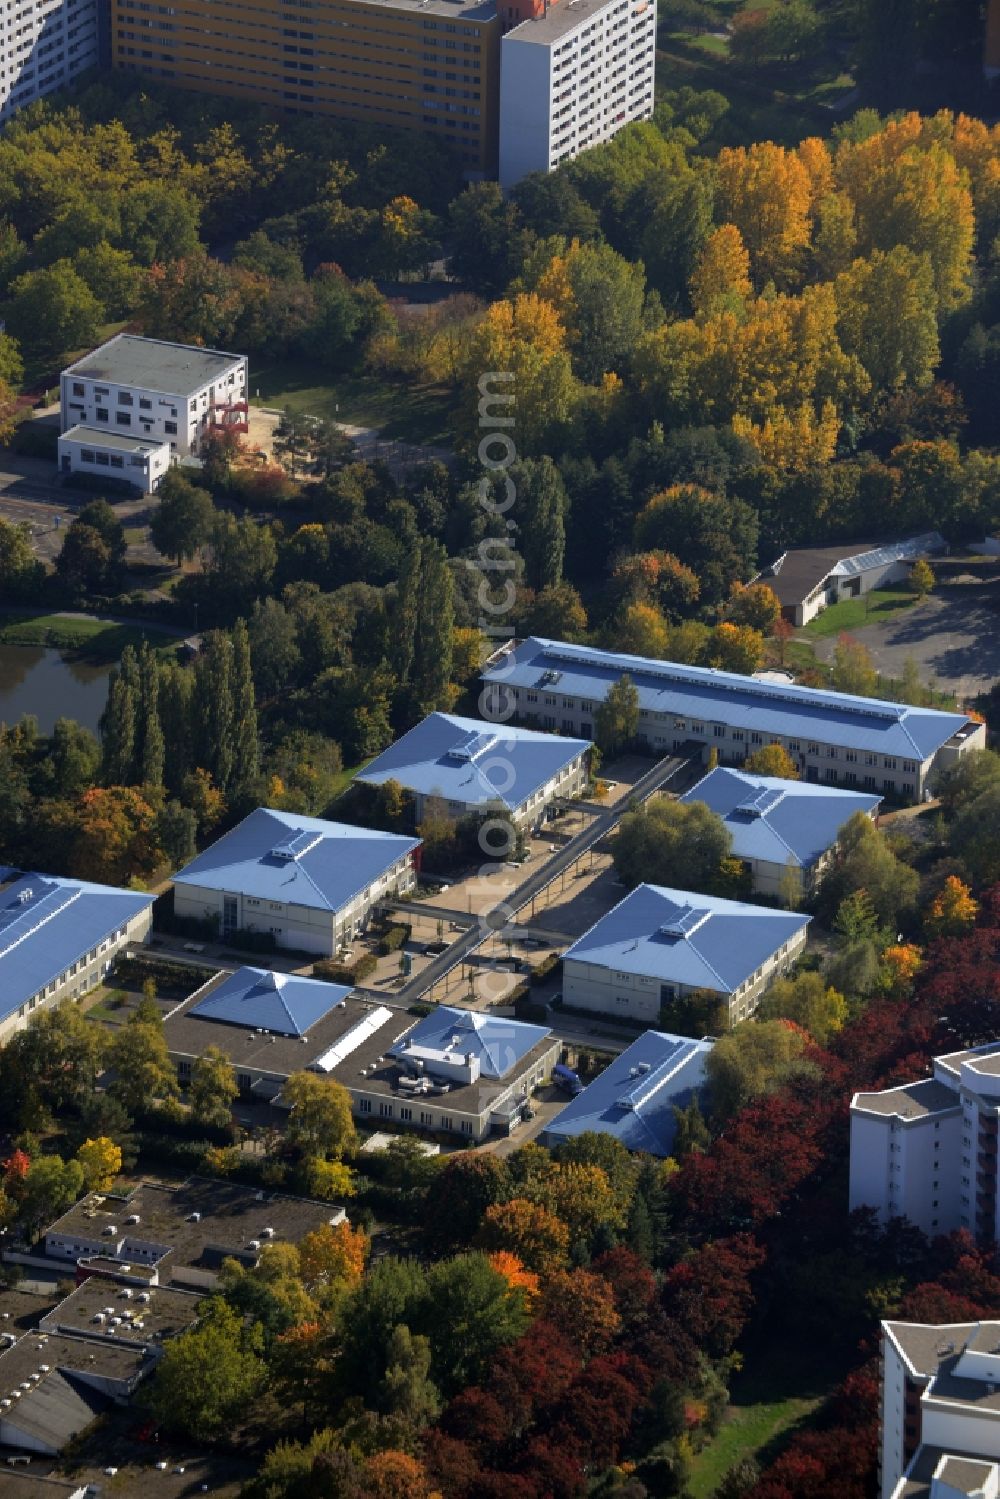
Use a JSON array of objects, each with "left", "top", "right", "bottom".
[{"left": 812, "top": 581, "right": 1000, "bottom": 699}]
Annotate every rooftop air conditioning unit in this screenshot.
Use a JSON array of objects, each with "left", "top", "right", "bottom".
[
  {"left": 94, "top": 1313, "right": 105, "bottom": 1324},
  {"left": 188, "top": 1211, "right": 201, "bottom": 1222},
  {"left": 121, "top": 1290, "right": 132, "bottom": 1300},
  {"left": 126, "top": 1214, "right": 140, "bottom": 1225},
  {"left": 103, "top": 1224, "right": 117, "bottom": 1235},
  {"left": 1, "top": 1399, "right": 11, "bottom": 1408},
  {"left": 248, "top": 1239, "right": 261, "bottom": 1251},
  {"left": 260, "top": 1227, "right": 275, "bottom": 1239},
  {"left": 38, "top": 1365, "right": 49, "bottom": 1374}
]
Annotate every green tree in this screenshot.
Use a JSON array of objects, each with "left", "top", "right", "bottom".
[
  {"left": 231, "top": 618, "right": 260, "bottom": 802},
  {"left": 19, "top": 1154, "right": 85, "bottom": 1235},
  {"left": 147, "top": 1300, "right": 266, "bottom": 1440},
  {"left": 6, "top": 260, "right": 103, "bottom": 359},
  {"left": 612, "top": 798, "right": 732, "bottom": 893},
  {"left": 100, "top": 646, "right": 140, "bottom": 785},
  {"left": 108, "top": 1016, "right": 180, "bottom": 1115},
  {"left": 447, "top": 181, "right": 530, "bottom": 296},
  {"left": 3, "top": 1000, "right": 106, "bottom": 1116},
  {"left": 411, "top": 540, "right": 454, "bottom": 714},
  {"left": 909, "top": 558, "right": 935, "bottom": 597},
  {"left": 952, "top": 784, "right": 1000, "bottom": 888},
  {"left": 138, "top": 640, "right": 165, "bottom": 788},
  {"left": 149, "top": 471, "right": 215, "bottom": 565},
  {"left": 594, "top": 674, "right": 640, "bottom": 757},
  {"left": 283, "top": 1072, "right": 356, "bottom": 1158},
  {"left": 835, "top": 247, "right": 940, "bottom": 394},
  {"left": 706, "top": 1020, "right": 818, "bottom": 1124},
  {"left": 820, "top": 812, "right": 918, "bottom": 929},
  {"left": 673, "top": 1096, "right": 711, "bottom": 1157},
  {"left": 72, "top": 242, "right": 143, "bottom": 318},
  {"left": 190, "top": 1045, "right": 238, "bottom": 1129},
  {"left": 0, "top": 518, "right": 43, "bottom": 600},
  {"left": 55, "top": 523, "right": 112, "bottom": 598},
  {"left": 379, "top": 1323, "right": 441, "bottom": 1429},
  {"left": 830, "top": 633, "right": 878, "bottom": 696},
  {"left": 156, "top": 799, "right": 198, "bottom": 867},
  {"left": 757, "top": 971, "right": 848, "bottom": 1046},
  {"left": 744, "top": 743, "right": 799, "bottom": 779},
  {"left": 510, "top": 457, "right": 566, "bottom": 591},
  {"left": 417, "top": 1253, "right": 529, "bottom": 1397}
]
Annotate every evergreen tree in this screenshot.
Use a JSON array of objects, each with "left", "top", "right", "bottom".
[
  {"left": 230, "top": 618, "right": 260, "bottom": 802},
  {"left": 513, "top": 457, "right": 567, "bottom": 591},
  {"left": 412, "top": 540, "right": 454, "bottom": 714},
  {"left": 100, "top": 646, "right": 139, "bottom": 784},
  {"left": 138, "top": 640, "right": 165, "bottom": 789}
]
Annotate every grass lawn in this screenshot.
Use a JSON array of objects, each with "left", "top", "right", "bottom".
[
  {"left": 326, "top": 756, "right": 375, "bottom": 806},
  {"left": 249, "top": 361, "right": 456, "bottom": 446},
  {"left": 0, "top": 611, "right": 181, "bottom": 660},
  {"left": 686, "top": 1337, "right": 844, "bottom": 1498},
  {"left": 802, "top": 588, "right": 918, "bottom": 639}
]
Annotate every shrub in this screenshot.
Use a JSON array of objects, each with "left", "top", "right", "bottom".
[
  {"left": 531, "top": 954, "right": 563, "bottom": 986},
  {"left": 314, "top": 952, "right": 378, "bottom": 984},
  {"left": 376, "top": 923, "right": 410, "bottom": 955}
]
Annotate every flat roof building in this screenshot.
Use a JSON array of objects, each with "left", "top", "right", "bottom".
[
  {"left": 356, "top": 711, "right": 591, "bottom": 829},
  {"left": 851, "top": 1043, "right": 1000, "bottom": 1243},
  {"left": 562, "top": 883, "right": 811, "bottom": 1027},
  {"left": 482, "top": 637, "right": 984, "bottom": 801},
  {"left": 171, "top": 808, "right": 420, "bottom": 956},
  {"left": 57, "top": 424, "right": 172, "bottom": 495},
  {"left": 61, "top": 334, "right": 248, "bottom": 462},
  {"left": 680, "top": 767, "right": 881, "bottom": 899},
  {"left": 756, "top": 533, "right": 946, "bottom": 627},
  {"left": 0, "top": 873, "right": 153, "bottom": 1044},
  {"left": 43, "top": 1177, "right": 346, "bottom": 1291},
  {"left": 0, "top": 1330, "right": 150, "bottom": 1456},
  {"left": 880, "top": 1318, "right": 1000, "bottom": 1499},
  {"left": 540, "top": 1030, "right": 713, "bottom": 1156}
]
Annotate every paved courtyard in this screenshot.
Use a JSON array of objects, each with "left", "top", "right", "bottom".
[{"left": 812, "top": 580, "right": 1000, "bottom": 700}]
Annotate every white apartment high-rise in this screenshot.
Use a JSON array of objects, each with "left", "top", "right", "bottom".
[
  {"left": 0, "top": 0, "right": 99, "bottom": 122},
  {"left": 497, "top": 0, "right": 656, "bottom": 190},
  {"left": 880, "top": 1319, "right": 1000, "bottom": 1499},
  {"left": 850, "top": 1044, "right": 1000, "bottom": 1242}
]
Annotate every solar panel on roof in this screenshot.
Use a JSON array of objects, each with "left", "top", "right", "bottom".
[
  {"left": 735, "top": 787, "right": 785, "bottom": 819},
  {"left": 657, "top": 905, "right": 710, "bottom": 940},
  {"left": 269, "top": 831, "right": 323, "bottom": 862},
  {"left": 0, "top": 885, "right": 81, "bottom": 960}
]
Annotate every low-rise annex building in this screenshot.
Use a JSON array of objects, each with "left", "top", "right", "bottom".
[
  {"left": 850, "top": 1042, "right": 1000, "bottom": 1242},
  {"left": 355, "top": 711, "right": 591, "bottom": 831},
  {"left": 755, "top": 533, "right": 946, "bottom": 627},
  {"left": 680, "top": 767, "right": 882, "bottom": 899},
  {"left": 171, "top": 807, "right": 420, "bottom": 956},
  {"left": 57, "top": 425, "right": 173, "bottom": 496},
  {"left": 879, "top": 1317, "right": 1000, "bottom": 1499},
  {"left": 482, "top": 637, "right": 985, "bottom": 801},
  {"left": 540, "top": 1029, "right": 713, "bottom": 1157},
  {"left": 561, "top": 883, "right": 810, "bottom": 1027},
  {"left": 0, "top": 871, "right": 153, "bottom": 1044}
]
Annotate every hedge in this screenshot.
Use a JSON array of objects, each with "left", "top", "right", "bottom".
[
  {"left": 376, "top": 923, "right": 410, "bottom": 955},
  {"left": 314, "top": 952, "right": 378, "bottom": 985}
]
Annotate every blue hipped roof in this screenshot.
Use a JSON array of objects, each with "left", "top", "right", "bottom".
[
  {"left": 564, "top": 883, "right": 811, "bottom": 996},
  {"left": 172, "top": 808, "right": 420, "bottom": 914},
  {"left": 0, "top": 873, "right": 153, "bottom": 1023},
  {"left": 681, "top": 767, "right": 881, "bottom": 869},
  {"left": 356, "top": 712, "right": 590, "bottom": 813},
  {"left": 482, "top": 638, "right": 969, "bottom": 761},
  {"left": 389, "top": 1005, "right": 551, "bottom": 1080},
  {"left": 189, "top": 965, "right": 352, "bottom": 1037},
  {"left": 542, "top": 1030, "right": 714, "bottom": 1156}
]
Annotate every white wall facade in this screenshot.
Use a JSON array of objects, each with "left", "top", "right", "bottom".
[
  {"left": 498, "top": 0, "right": 656, "bottom": 190},
  {"left": 0, "top": 905, "right": 152, "bottom": 1046},
  {"left": 0, "top": 0, "right": 98, "bottom": 123},
  {"left": 562, "top": 926, "right": 807, "bottom": 1026},
  {"left": 61, "top": 356, "right": 248, "bottom": 459},
  {"left": 57, "top": 430, "right": 172, "bottom": 494},
  {"left": 173, "top": 854, "right": 416, "bottom": 956},
  {"left": 504, "top": 683, "right": 986, "bottom": 800},
  {"left": 849, "top": 1108, "right": 963, "bottom": 1238}
]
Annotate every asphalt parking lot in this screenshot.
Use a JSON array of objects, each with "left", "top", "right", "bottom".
[{"left": 812, "top": 580, "right": 1000, "bottom": 699}]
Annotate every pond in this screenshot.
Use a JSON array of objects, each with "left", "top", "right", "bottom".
[{"left": 0, "top": 644, "right": 112, "bottom": 736}]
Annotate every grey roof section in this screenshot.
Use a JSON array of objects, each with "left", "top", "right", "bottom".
[
  {"left": 0, "top": 1474, "right": 91, "bottom": 1498},
  {"left": 506, "top": 0, "right": 634, "bottom": 44},
  {"left": 852, "top": 1078, "right": 961, "bottom": 1121},
  {"left": 60, "top": 425, "right": 170, "bottom": 456},
  {"left": 0, "top": 1367, "right": 109, "bottom": 1452},
  {"left": 39, "top": 1282, "right": 202, "bottom": 1347},
  {"left": 885, "top": 1321, "right": 979, "bottom": 1379},
  {"left": 899, "top": 1447, "right": 999, "bottom": 1499},
  {"left": 64, "top": 334, "right": 243, "bottom": 397},
  {"left": 936, "top": 1043, "right": 1000, "bottom": 1082},
  {"left": 927, "top": 1369, "right": 1000, "bottom": 1414},
  {"left": 760, "top": 533, "right": 945, "bottom": 609}
]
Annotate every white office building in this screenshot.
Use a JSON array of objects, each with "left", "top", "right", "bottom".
[
  {"left": 498, "top": 0, "right": 656, "bottom": 190},
  {"left": 60, "top": 334, "right": 248, "bottom": 462},
  {"left": 0, "top": 0, "right": 98, "bottom": 123},
  {"left": 880, "top": 1318, "right": 1000, "bottom": 1499},
  {"left": 850, "top": 1043, "right": 1000, "bottom": 1242},
  {"left": 57, "top": 425, "right": 172, "bottom": 495}
]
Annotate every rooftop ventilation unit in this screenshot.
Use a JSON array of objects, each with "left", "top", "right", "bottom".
[
  {"left": 735, "top": 787, "right": 785, "bottom": 819},
  {"left": 657, "top": 905, "right": 710, "bottom": 941}
]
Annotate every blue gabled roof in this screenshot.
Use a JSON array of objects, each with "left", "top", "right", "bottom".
[
  {"left": 356, "top": 712, "right": 590, "bottom": 813},
  {"left": 564, "top": 883, "right": 811, "bottom": 996},
  {"left": 0, "top": 873, "right": 153, "bottom": 1023},
  {"left": 172, "top": 808, "right": 420, "bottom": 914},
  {"left": 542, "top": 1030, "right": 713, "bottom": 1156},
  {"left": 388, "top": 1005, "right": 551, "bottom": 1079},
  {"left": 681, "top": 768, "right": 881, "bottom": 870},
  {"left": 482, "top": 638, "right": 970, "bottom": 761},
  {"left": 189, "top": 965, "right": 351, "bottom": 1037}
]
